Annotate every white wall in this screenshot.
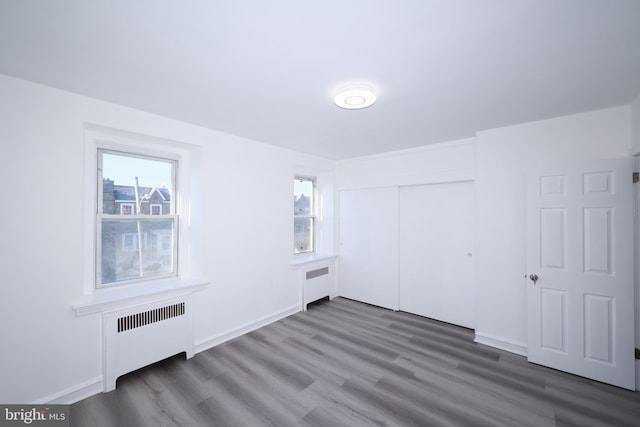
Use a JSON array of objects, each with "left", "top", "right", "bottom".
[
  {"left": 0, "top": 74, "right": 333, "bottom": 403},
  {"left": 335, "top": 138, "right": 475, "bottom": 191},
  {"left": 475, "top": 106, "right": 632, "bottom": 353}
]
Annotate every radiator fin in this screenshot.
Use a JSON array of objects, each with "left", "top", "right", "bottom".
[{"left": 117, "top": 302, "right": 185, "bottom": 333}]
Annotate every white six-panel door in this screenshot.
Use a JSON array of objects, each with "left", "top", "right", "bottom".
[{"left": 526, "top": 160, "right": 635, "bottom": 390}]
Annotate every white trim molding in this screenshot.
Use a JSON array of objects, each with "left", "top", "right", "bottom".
[
  {"left": 474, "top": 331, "right": 528, "bottom": 357},
  {"left": 194, "top": 304, "right": 299, "bottom": 354},
  {"left": 72, "top": 277, "right": 209, "bottom": 316},
  {"left": 33, "top": 377, "right": 103, "bottom": 405},
  {"left": 291, "top": 253, "right": 337, "bottom": 268}
]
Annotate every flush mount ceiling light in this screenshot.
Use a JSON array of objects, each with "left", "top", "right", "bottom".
[{"left": 334, "top": 85, "right": 377, "bottom": 110}]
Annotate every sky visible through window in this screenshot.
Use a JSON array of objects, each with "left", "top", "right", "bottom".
[
  {"left": 103, "top": 153, "right": 173, "bottom": 191},
  {"left": 294, "top": 178, "right": 313, "bottom": 200}
]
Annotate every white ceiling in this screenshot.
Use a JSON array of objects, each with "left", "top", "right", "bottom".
[{"left": 1, "top": 0, "right": 639, "bottom": 160}]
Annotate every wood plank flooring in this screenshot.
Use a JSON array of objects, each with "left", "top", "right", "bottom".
[{"left": 71, "top": 297, "right": 640, "bottom": 426}]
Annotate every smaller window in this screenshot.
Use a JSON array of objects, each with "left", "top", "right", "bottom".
[
  {"left": 294, "top": 176, "right": 316, "bottom": 254},
  {"left": 151, "top": 204, "right": 162, "bottom": 215},
  {"left": 120, "top": 204, "right": 134, "bottom": 215}
]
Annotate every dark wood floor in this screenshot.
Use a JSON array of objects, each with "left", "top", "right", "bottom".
[{"left": 71, "top": 297, "right": 640, "bottom": 426}]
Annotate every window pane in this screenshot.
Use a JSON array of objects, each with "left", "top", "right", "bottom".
[
  {"left": 102, "top": 152, "right": 173, "bottom": 215},
  {"left": 294, "top": 217, "right": 313, "bottom": 254},
  {"left": 101, "top": 219, "right": 175, "bottom": 284},
  {"left": 294, "top": 178, "right": 313, "bottom": 215}
]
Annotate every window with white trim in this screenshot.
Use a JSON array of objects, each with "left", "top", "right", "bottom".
[
  {"left": 98, "top": 149, "right": 177, "bottom": 287},
  {"left": 293, "top": 176, "right": 315, "bottom": 254},
  {"left": 120, "top": 204, "right": 134, "bottom": 215}
]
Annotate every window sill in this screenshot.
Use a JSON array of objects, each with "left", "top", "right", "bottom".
[
  {"left": 290, "top": 253, "right": 337, "bottom": 269},
  {"left": 72, "top": 277, "right": 210, "bottom": 316}
]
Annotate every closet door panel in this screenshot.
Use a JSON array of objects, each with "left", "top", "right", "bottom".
[
  {"left": 339, "top": 187, "right": 398, "bottom": 310},
  {"left": 399, "top": 182, "right": 475, "bottom": 328}
]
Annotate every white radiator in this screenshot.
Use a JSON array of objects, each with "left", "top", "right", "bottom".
[
  {"left": 102, "top": 296, "right": 194, "bottom": 392},
  {"left": 301, "top": 263, "right": 334, "bottom": 311}
]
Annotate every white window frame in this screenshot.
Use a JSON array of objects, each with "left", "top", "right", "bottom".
[
  {"left": 150, "top": 204, "right": 162, "bottom": 215},
  {"left": 97, "top": 148, "right": 178, "bottom": 288},
  {"left": 294, "top": 175, "right": 316, "bottom": 254}
]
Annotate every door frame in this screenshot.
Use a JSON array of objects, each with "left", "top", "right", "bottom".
[{"left": 634, "top": 156, "right": 640, "bottom": 390}]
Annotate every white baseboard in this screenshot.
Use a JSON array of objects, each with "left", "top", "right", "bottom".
[
  {"left": 33, "top": 376, "right": 103, "bottom": 405},
  {"left": 194, "top": 304, "right": 300, "bottom": 354},
  {"left": 474, "top": 331, "right": 528, "bottom": 357},
  {"left": 33, "top": 304, "right": 299, "bottom": 404}
]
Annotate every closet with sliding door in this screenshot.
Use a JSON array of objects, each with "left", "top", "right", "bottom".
[{"left": 338, "top": 181, "right": 475, "bottom": 329}]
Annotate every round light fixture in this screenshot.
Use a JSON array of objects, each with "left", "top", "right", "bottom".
[{"left": 334, "top": 85, "right": 377, "bottom": 110}]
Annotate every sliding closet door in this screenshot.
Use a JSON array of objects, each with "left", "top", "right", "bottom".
[
  {"left": 339, "top": 187, "right": 398, "bottom": 310},
  {"left": 399, "top": 182, "right": 475, "bottom": 328}
]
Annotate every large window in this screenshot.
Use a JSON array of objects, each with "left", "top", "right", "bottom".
[
  {"left": 294, "top": 176, "right": 315, "bottom": 254},
  {"left": 97, "top": 150, "right": 177, "bottom": 287}
]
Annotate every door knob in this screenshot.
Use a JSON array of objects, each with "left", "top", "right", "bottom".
[{"left": 529, "top": 274, "right": 539, "bottom": 285}]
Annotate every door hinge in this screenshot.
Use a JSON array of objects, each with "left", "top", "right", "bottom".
[{"left": 633, "top": 172, "right": 639, "bottom": 184}]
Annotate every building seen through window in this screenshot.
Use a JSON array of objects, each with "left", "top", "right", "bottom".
[
  {"left": 98, "top": 150, "right": 177, "bottom": 287},
  {"left": 294, "top": 176, "right": 315, "bottom": 254}
]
